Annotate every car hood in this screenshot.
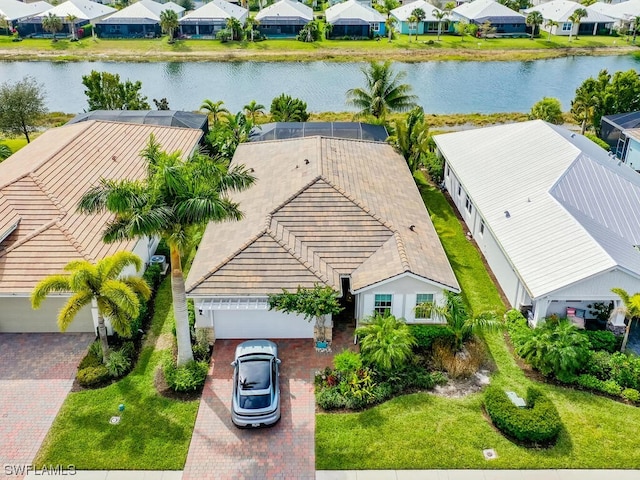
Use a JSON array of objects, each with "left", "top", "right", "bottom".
[{"left": 235, "top": 340, "right": 278, "bottom": 359}]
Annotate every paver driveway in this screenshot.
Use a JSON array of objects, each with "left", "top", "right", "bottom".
[
  {"left": 0, "top": 333, "right": 93, "bottom": 477},
  {"left": 183, "top": 327, "right": 355, "bottom": 480}
]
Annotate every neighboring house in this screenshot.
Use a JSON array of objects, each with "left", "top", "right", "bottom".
[
  {"left": 0, "top": 0, "right": 50, "bottom": 30},
  {"left": 0, "top": 120, "right": 202, "bottom": 333},
  {"left": 95, "top": 0, "right": 184, "bottom": 39},
  {"left": 524, "top": 0, "right": 615, "bottom": 36},
  {"left": 391, "top": 0, "right": 447, "bottom": 35},
  {"left": 186, "top": 136, "right": 460, "bottom": 342},
  {"left": 434, "top": 120, "right": 640, "bottom": 330},
  {"left": 179, "top": 0, "right": 248, "bottom": 38},
  {"left": 600, "top": 111, "right": 640, "bottom": 159},
  {"left": 325, "top": 0, "right": 385, "bottom": 38},
  {"left": 255, "top": 0, "right": 313, "bottom": 38},
  {"left": 249, "top": 122, "right": 388, "bottom": 142},
  {"left": 66, "top": 110, "right": 210, "bottom": 136},
  {"left": 452, "top": 0, "right": 526, "bottom": 35},
  {"left": 19, "top": 0, "right": 116, "bottom": 37},
  {"left": 606, "top": 0, "right": 640, "bottom": 28}
]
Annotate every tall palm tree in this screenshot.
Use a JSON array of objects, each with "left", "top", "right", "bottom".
[
  {"left": 631, "top": 16, "right": 640, "bottom": 44},
  {"left": 544, "top": 19, "right": 558, "bottom": 41},
  {"left": 611, "top": 288, "right": 640, "bottom": 352},
  {"left": 77, "top": 135, "right": 256, "bottom": 366},
  {"left": 379, "top": 0, "right": 399, "bottom": 42},
  {"left": 31, "top": 252, "right": 151, "bottom": 364},
  {"left": 245, "top": 16, "right": 259, "bottom": 42},
  {"left": 243, "top": 100, "right": 265, "bottom": 123},
  {"left": 65, "top": 14, "right": 77, "bottom": 40},
  {"left": 200, "top": 99, "right": 229, "bottom": 124},
  {"left": 525, "top": 11, "right": 543, "bottom": 40},
  {"left": 433, "top": 9, "right": 449, "bottom": 41},
  {"left": 41, "top": 13, "right": 62, "bottom": 42},
  {"left": 568, "top": 8, "right": 587, "bottom": 41},
  {"left": 412, "top": 8, "right": 426, "bottom": 40},
  {"left": 346, "top": 60, "right": 418, "bottom": 120},
  {"left": 407, "top": 14, "right": 418, "bottom": 41},
  {"left": 226, "top": 17, "right": 243, "bottom": 41},
  {"left": 160, "top": 9, "right": 179, "bottom": 43},
  {"left": 571, "top": 88, "right": 600, "bottom": 134}
]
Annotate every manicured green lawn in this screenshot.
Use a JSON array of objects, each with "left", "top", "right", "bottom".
[
  {"left": 316, "top": 177, "right": 640, "bottom": 470},
  {"left": 34, "top": 277, "right": 200, "bottom": 470},
  {"left": 2, "top": 137, "right": 27, "bottom": 155}
]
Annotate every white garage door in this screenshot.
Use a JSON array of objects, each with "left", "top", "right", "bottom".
[
  {"left": 212, "top": 310, "right": 314, "bottom": 339},
  {"left": 0, "top": 297, "right": 94, "bottom": 333}
]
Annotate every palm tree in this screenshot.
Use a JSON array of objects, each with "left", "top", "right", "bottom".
[
  {"left": 41, "top": 13, "right": 62, "bottom": 42},
  {"left": 160, "top": 9, "right": 179, "bottom": 43},
  {"left": 571, "top": 88, "right": 600, "bottom": 134},
  {"left": 245, "top": 16, "right": 259, "bottom": 42},
  {"left": 31, "top": 252, "right": 151, "bottom": 364},
  {"left": 526, "top": 11, "right": 543, "bottom": 40},
  {"left": 433, "top": 9, "right": 449, "bottom": 41},
  {"left": 388, "top": 106, "right": 431, "bottom": 174},
  {"left": 568, "top": 8, "right": 587, "bottom": 41},
  {"left": 544, "top": 19, "right": 558, "bottom": 41},
  {"left": 385, "top": 17, "right": 396, "bottom": 42},
  {"left": 611, "top": 288, "right": 640, "bottom": 352},
  {"left": 379, "top": 0, "right": 400, "bottom": 42},
  {"left": 226, "top": 17, "right": 243, "bottom": 41},
  {"left": 631, "top": 16, "right": 640, "bottom": 44},
  {"left": 0, "top": 16, "right": 10, "bottom": 36},
  {"left": 346, "top": 61, "right": 418, "bottom": 119},
  {"left": 412, "top": 8, "right": 426, "bottom": 40},
  {"left": 356, "top": 313, "right": 416, "bottom": 371},
  {"left": 77, "top": 135, "right": 255, "bottom": 366},
  {"left": 407, "top": 14, "right": 418, "bottom": 42},
  {"left": 0, "top": 143, "right": 11, "bottom": 160},
  {"left": 243, "top": 100, "right": 265, "bottom": 123},
  {"left": 200, "top": 99, "right": 229, "bottom": 124},
  {"left": 65, "top": 14, "right": 77, "bottom": 40},
  {"left": 430, "top": 291, "right": 503, "bottom": 351}
]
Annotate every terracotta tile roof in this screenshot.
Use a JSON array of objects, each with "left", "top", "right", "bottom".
[
  {"left": 0, "top": 120, "right": 202, "bottom": 294},
  {"left": 187, "top": 136, "right": 459, "bottom": 296}
]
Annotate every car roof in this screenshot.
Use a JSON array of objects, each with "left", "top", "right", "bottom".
[{"left": 235, "top": 340, "right": 278, "bottom": 359}]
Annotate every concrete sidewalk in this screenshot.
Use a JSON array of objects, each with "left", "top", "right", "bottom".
[{"left": 316, "top": 471, "right": 640, "bottom": 480}]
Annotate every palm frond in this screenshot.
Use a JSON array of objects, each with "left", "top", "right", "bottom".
[
  {"left": 57, "top": 291, "right": 93, "bottom": 332},
  {"left": 31, "top": 275, "right": 71, "bottom": 309},
  {"left": 101, "top": 251, "right": 143, "bottom": 280},
  {"left": 123, "top": 275, "right": 152, "bottom": 301}
]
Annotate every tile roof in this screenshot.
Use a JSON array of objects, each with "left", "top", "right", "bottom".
[
  {"left": 186, "top": 137, "right": 459, "bottom": 297},
  {"left": 0, "top": 120, "right": 202, "bottom": 294}
]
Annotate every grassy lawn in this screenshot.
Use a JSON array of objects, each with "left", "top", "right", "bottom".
[
  {"left": 316, "top": 176, "right": 640, "bottom": 470},
  {"left": 34, "top": 277, "right": 200, "bottom": 470}
]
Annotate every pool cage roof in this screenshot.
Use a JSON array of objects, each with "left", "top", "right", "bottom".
[{"left": 249, "top": 122, "right": 389, "bottom": 142}]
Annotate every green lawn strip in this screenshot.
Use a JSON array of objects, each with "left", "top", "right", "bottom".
[
  {"left": 316, "top": 173, "right": 640, "bottom": 470},
  {"left": 34, "top": 277, "right": 199, "bottom": 470}
]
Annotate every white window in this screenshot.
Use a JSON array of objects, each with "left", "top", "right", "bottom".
[
  {"left": 480, "top": 220, "right": 485, "bottom": 235},
  {"left": 415, "top": 293, "right": 434, "bottom": 319},
  {"left": 374, "top": 294, "right": 392, "bottom": 316},
  {"left": 446, "top": 166, "right": 450, "bottom": 177},
  {"left": 372, "top": 23, "right": 380, "bottom": 32},
  {"left": 562, "top": 22, "right": 572, "bottom": 31},
  {"left": 457, "top": 184, "right": 462, "bottom": 196},
  {"left": 465, "top": 195, "right": 473, "bottom": 214}
]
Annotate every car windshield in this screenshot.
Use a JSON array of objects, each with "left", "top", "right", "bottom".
[
  {"left": 238, "top": 358, "right": 271, "bottom": 390},
  {"left": 239, "top": 394, "right": 271, "bottom": 410}
]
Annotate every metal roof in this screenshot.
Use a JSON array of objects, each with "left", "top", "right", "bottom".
[
  {"left": 255, "top": 0, "right": 313, "bottom": 21},
  {"left": 326, "top": 0, "right": 385, "bottom": 24},
  {"left": 67, "top": 110, "right": 209, "bottom": 132},
  {"left": 524, "top": 0, "right": 616, "bottom": 23},
  {"left": 180, "top": 0, "right": 247, "bottom": 23},
  {"left": 0, "top": 0, "right": 49, "bottom": 22},
  {"left": 602, "top": 111, "right": 640, "bottom": 130},
  {"left": 453, "top": 0, "right": 525, "bottom": 23},
  {"left": 392, "top": 0, "right": 444, "bottom": 22},
  {"left": 250, "top": 122, "right": 388, "bottom": 142},
  {"left": 98, "top": 0, "right": 184, "bottom": 24},
  {"left": 32, "top": 0, "right": 116, "bottom": 21},
  {"left": 434, "top": 120, "right": 640, "bottom": 300}
]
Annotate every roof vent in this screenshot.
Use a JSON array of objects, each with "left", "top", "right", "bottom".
[
  {"left": 249, "top": 168, "right": 255, "bottom": 173},
  {"left": 409, "top": 225, "right": 416, "bottom": 231},
  {"left": 504, "top": 211, "right": 511, "bottom": 218},
  {"left": 112, "top": 155, "right": 117, "bottom": 161},
  {"left": 304, "top": 159, "right": 309, "bottom": 165},
  {"left": 570, "top": 133, "right": 576, "bottom": 138}
]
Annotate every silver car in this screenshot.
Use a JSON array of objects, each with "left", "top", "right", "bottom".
[{"left": 231, "top": 340, "right": 281, "bottom": 428}]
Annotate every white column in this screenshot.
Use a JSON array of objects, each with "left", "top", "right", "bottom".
[
  {"left": 532, "top": 298, "right": 550, "bottom": 327},
  {"left": 611, "top": 300, "right": 626, "bottom": 326}
]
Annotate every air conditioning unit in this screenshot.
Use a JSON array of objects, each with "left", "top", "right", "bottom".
[{"left": 150, "top": 255, "right": 167, "bottom": 273}]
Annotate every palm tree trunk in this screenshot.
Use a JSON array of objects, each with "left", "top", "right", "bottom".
[
  {"left": 581, "top": 118, "right": 587, "bottom": 135},
  {"left": 437, "top": 23, "right": 441, "bottom": 41},
  {"left": 97, "top": 314, "right": 110, "bottom": 364},
  {"left": 621, "top": 319, "right": 632, "bottom": 352},
  {"left": 170, "top": 246, "right": 194, "bottom": 366}
]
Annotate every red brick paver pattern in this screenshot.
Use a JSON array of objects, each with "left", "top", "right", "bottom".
[
  {"left": 0, "top": 333, "right": 93, "bottom": 479},
  {"left": 183, "top": 326, "right": 355, "bottom": 480}
]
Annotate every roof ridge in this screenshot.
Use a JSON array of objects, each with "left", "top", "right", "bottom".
[
  {"left": 393, "top": 231, "right": 411, "bottom": 271},
  {"left": 1, "top": 218, "right": 59, "bottom": 256},
  {"left": 269, "top": 175, "right": 323, "bottom": 217},
  {"left": 55, "top": 219, "right": 93, "bottom": 261},
  {"left": 29, "top": 172, "right": 68, "bottom": 217}
]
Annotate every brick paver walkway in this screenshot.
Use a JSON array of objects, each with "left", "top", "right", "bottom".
[
  {"left": 183, "top": 325, "right": 356, "bottom": 480},
  {"left": 0, "top": 333, "right": 93, "bottom": 478}
]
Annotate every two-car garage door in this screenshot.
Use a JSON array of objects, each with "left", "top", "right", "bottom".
[{"left": 206, "top": 309, "right": 314, "bottom": 339}]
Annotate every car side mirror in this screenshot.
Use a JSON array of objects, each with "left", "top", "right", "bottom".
[
  {"left": 231, "top": 361, "right": 237, "bottom": 367},
  {"left": 276, "top": 358, "right": 281, "bottom": 365}
]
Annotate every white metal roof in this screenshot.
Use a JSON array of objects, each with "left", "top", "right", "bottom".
[
  {"left": 326, "top": 0, "right": 385, "bottom": 24},
  {"left": 255, "top": 0, "right": 313, "bottom": 21},
  {"left": 101, "top": 0, "right": 184, "bottom": 22},
  {"left": 453, "top": 0, "right": 525, "bottom": 22},
  {"left": 0, "top": 0, "right": 49, "bottom": 22},
  {"left": 36, "top": 0, "right": 115, "bottom": 21},
  {"left": 180, "top": 0, "right": 247, "bottom": 22},
  {"left": 434, "top": 120, "right": 640, "bottom": 300},
  {"left": 391, "top": 0, "right": 443, "bottom": 22},
  {"left": 524, "top": 0, "right": 615, "bottom": 23},
  {"left": 609, "top": 0, "right": 640, "bottom": 20}
]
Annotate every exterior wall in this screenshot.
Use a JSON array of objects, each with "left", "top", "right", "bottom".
[
  {"left": 623, "top": 136, "right": 640, "bottom": 171},
  {"left": 397, "top": 20, "right": 444, "bottom": 35},
  {"left": 355, "top": 275, "right": 448, "bottom": 323},
  {"left": 0, "top": 296, "right": 94, "bottom": 333}
]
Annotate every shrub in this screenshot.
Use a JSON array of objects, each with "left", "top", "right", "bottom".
[
  {"left": 431, "top": 338, "right": 485, "bottom": 379},
  {"left": 106, "top": 350, "right": 132, "bottom": 378},
  {"left": 601, "top": 379, "right": 623, "bottom": 396},
  {"left": 120, "top": 341, "right": 136, "bottom": 362},
  {"left": 357, "top": 313, "right": 416, "bottom": 371},
  {"left": 430, "top": 371, "right": 448, "bottom": 386},
  {"left": 585, "top": 133, "right": 610, "bottom": 151},
  {"left": 143, "top": 263, "right": 163, "bottom": 293},
  {"left": 410, "top": 324, "right": 455, "bottom": 352},
  {"left": 187, "top": 298, "right": 196, "bottom": 329},
  {"left": 582, "top": 330, "right": 617, "bottom": 353},
  {"left": 609, "top": 352, "right": 640, "bottom": 390},
  {"left": 484, "top": 386, "right": 562, "bottom": 444},
  {"left": 270, "top": 93, "right": 309, "bottom": 122},
  {"left": 192, "top": 343, "right": 211, "bottom": 362},
  {"left": 164, "top": 358, "right": 208, "bottom": 392},
  {"left": 316, "top": 386, "right": 347, "bottom": 410},
  {"left": 154, "top": 239, "right": 170, "bottom": 259},
  {"left": 333, "top": 350, "right": 362, "bottom": 374},
  {"left": 529, "top": 97, "right": 563, "bottom": 125},
  {"left": 88, "top": 340, "right": 102, "bottom": 359},
  {"left": 622, "top": 388, "right": 640, "bottom": 403},
  {"left": 78, "top": 352, "right": 102, "bottom": 370},
  {"left": 584, "top": 350, "right": 612, "bottom": 380},
  {"left": 576, "top": 374, "right": 604, "bottom": 391},
  {"left": 77, "top": 366, "right": 110, "bottom": 387},
  {"left": 423, "top": 152, "right": 444, "bottom": 184}
]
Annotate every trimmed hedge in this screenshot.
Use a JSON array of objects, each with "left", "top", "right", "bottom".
[
  {"left": 484, "top": 386, "right": 561, "bottom": 445},
  {"left": 77, "top": 366, "right": 110, "bottom": 387},
  {"left": 410, "top": 324, "right": 455, "bottom": 352}
]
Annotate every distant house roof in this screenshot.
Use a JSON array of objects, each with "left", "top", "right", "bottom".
[
  {"left": 434, "top": 120, "right": 640, "bottom": 300},
  {"left": 524, "top": 0, "right": 615, "bottom": 23},
  {"left": 609, "top": 0, "right": 640, "bottom": 20},
  {"left": 180, "top": 0, "right": 247, "bottom": 23},
  {"left": 255, "top": 0, "right": 313, "bottom": 23},
  {"left": 326, "top": 0, "right": 385, "bottom": 25},
  {"left": 0, "top": 121, "right": 202, "bottom": 294},
  {"left": 186, "top": 137, "right": 459, "bottom": 297},
  {"left": 67, "top": 110, "right": 209, "bottom": 133},
  {"left": 97, "top": 0, "right": 184, "bottom": 25},
  {"left": 453, "top": 0, "right": 525, "bottom": 23},
  {"left": 392, "top": 0, "right": 444, "bottom": 22},
  {"left": 0, "top": 0, "right": 50, "bottom": 22},
  {"left": 250, "top": 122, "right": 389, "bottom": 142},
  {"left": 33, "top": 0, "right": 116, "bottom": 21},
  {"left": 602, "top": 111, "right": 640, "bottom": 130}
]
